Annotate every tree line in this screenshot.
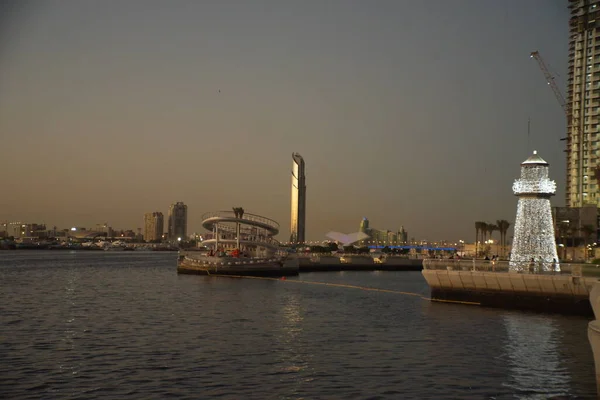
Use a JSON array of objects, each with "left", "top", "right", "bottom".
[{"left": 474, "top": 220, "right": 510, "bottom": 257}]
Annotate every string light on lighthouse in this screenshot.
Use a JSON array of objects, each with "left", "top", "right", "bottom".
[{"left": 509, "top": 151, "right": 560, "bottom": 272}]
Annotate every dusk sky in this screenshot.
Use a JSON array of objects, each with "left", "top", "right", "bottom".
[{"left": 1, "top": 0, "right": 568, "bottom": 242}]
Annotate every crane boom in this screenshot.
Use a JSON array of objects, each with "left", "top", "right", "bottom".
[{"left": 530, "top": 51, "right": 567, "bottom": 115}]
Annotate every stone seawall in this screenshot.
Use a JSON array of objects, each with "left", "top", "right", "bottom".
[
  {"left": 589, "top": 283, "right": 600, "bottom": 396},
  {"left": 422, "top": 269, "right": 596, "bottom": 316}
]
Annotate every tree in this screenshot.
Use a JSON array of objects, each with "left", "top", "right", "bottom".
[
  {"left": 474, "top": 221, "right": 480, "bottom": 258},
  {"left": 487, "top": 223, "right": 498, "bottom": 255},
  {"left": 326, "top": 242, "right": 339, "bottom": 252},
  {"left": 496, "top": 220, "right": 511, "bottom": 258},
  {"left": 582, "top": 224, "right": 596, "bottom": 261},
  {"left": 556, "top": 221, "right": 569, "bottom": 260},
  {"left": 475, "top": 221, "right": 487, "bottom": 258}
]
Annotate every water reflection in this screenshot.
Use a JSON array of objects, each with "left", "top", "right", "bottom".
[
  {"left": 501, "top": 312, "right": 571, "bottom": 399},
  {"left": 58, "top": 267, "right": 80, "bottom": 377},
  {"left": 274, "top": 292, "right": 314, "bottom": 396}
]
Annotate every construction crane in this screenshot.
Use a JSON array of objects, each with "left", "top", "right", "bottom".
[
  {"left": 530, "top": 50, "right": 581, "bottom": 207},
  {"left": 530, "top": 51, "right": 568, "bottom": 116}
]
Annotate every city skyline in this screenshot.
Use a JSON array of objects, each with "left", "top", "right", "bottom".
[{"left": 1, "top": 1, "right": 569, "bottom": 241}]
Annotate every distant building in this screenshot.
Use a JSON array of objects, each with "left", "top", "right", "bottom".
[
  {"left": 6, "top": 223, "right": 48, "bottom": 239},
  {"left": 358, "top": 217, "right": 408, "bottom": 247},
  {"left": 567, "top": 0, "right": 600, "bottom": 206},
  {"left": 68, "top": 227, "right": 106, "bottom": 239},
  {"left": 144, "top": 212, "right": 164, "bottom": 242},
  {"left": 168, "top": 202, "right": 187, "bottom": 241},
  {"left": 553, "top": 204, "right": 599, "bottom": 246},
  {"left": 290, "top": 153, "right": 306, "bottom": 243}
]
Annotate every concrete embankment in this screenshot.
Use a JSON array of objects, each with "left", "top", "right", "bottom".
[
  {"left": 588, "top": 283, "right": 600, "bottom": 396},
  {"left": 422, "top": 260, "right": 598, "bottom": 316},
  {"left": 296, "top": 255, "right": 423, "bottom": 272}
]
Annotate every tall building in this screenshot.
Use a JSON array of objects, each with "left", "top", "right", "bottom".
[
  {"left": 290, "top": 153, "right": 306, "bottom": 243},
  {"left": 168, "top": 202, "right": 187, "bottom": 241},
  {"left": 567, "top": 0, "right": 600, "bottom": 207},
  {"left": 144, "top": 212, "right": 164, "bottom": 242}
]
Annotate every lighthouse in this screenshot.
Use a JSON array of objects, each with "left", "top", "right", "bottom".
[{"left": 509, "top": 151, "right": 559, "bottom": 272}]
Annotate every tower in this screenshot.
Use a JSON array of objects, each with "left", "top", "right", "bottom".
[
  {"left": 168, "top": 202, "right": 187, "bottom": 241},
  {"left": 144, "top": 212, "right": 164, "bottom": 242},
  {"left": 509, "top": 151, "right": 559, "bottom": 272},
  {"left": 290, "top": 153, "right": 306, "bottom": 243},
  {"left": 567, "top": 0, "right": 600, "bottom": 207}
]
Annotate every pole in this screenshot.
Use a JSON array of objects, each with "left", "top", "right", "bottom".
[
  {"left": 215, "top": 224, "right": 219, "bottom": 250},
  {"left": 236, "top": 222, "right": 240, "bottom": 250}
]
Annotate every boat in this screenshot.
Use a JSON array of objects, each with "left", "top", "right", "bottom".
[{"left": 177, "top": 208, "right": 299, "bottom": 277}]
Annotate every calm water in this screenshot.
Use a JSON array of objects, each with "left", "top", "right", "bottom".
[{"left": 0, "top": 251, "right": 596, "bottom": 399}]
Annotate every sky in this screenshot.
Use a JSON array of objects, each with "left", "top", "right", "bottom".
[{"left": 0, "top": 0, "right": 569, "bottom": 242}]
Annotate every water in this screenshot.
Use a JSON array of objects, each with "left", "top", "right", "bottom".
[{"left": 0, "top": 251, "right": 596, "bottom": 399}]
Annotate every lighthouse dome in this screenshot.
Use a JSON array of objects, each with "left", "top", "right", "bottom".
[{"left": 521, "top": 150, "right": 548, "bottom": 166}]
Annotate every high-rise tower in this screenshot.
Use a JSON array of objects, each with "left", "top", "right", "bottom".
[
  {"left": 509, "top": 151, "right": 559, "bottom": 272},
  {"left": 290, "top": 153, "right": 306, "bottom": 243},
  {"left": 144, "top": 212, "right": 164, "bottom": 242},
  {"left": 168, "top": 202, "right": 187, "bottom": 241},
  {"left": 567, "top": 0, "right": 600, "bottom": 207}
]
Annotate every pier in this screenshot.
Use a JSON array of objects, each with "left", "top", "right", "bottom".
[{"left": 422, "top": 259, "right": 599, "bottom": 316}]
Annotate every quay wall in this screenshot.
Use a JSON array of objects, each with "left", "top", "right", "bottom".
[
  {"left": 589, "top": 283, "right": 600, "bottom": 396},
  {"left": 422, "top": 260, "right": 598, "bottom": 316}
]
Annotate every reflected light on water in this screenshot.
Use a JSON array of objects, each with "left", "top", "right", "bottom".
[
  {"left": 501, "top": 313, "right": 571, "bottom": 399},
  {"left": 275, "top": 293, "right": 315, "bottom": 392},
  {"left": 58, "top": 269, "right": 80, "bottom": 377}
]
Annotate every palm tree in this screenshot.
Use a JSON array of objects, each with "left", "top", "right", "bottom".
[
  {"left": 474, "top": 221, "right": 480, "bottom": 258},
  {"left": 487, "top": 223, "right": 498, "bottom": 256},
  {"left": 480, "top": 222, "right": 488, "bottom": 254},
  {"left": 475, "top": 221, "right": 486, "bottom": 258},
  {"left": 496, "top": 220, "right": 510, "bottom": 258}
]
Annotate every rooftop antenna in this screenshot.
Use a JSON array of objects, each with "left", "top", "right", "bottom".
[{"left": 527, "top": 117, "right": 531, "bottom": 152}]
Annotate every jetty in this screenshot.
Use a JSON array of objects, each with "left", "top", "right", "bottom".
[{"left": 422, "top": 259, "right": 598, "bottom": 316}]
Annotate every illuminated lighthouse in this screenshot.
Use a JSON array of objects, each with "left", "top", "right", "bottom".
[{"left": 509, "top": 151, "right": 559, "bottom": 272}]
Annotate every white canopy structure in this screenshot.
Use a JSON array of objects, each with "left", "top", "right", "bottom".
[{"left": 325, "top": 231, "right": 369, "bottom": 247}]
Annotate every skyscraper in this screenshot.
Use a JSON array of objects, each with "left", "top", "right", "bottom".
[
  {"left": 567, "top": 0, "right": 600, "bottom": 207},
  {"left": 290, "top": 153, "right": 306, "bottom": 243},
  {"left": 168, "top": 202, "right": 187, "bottom": 241},
  {"left": 144, "top": 212, "right": 164, "bottom": 242}
]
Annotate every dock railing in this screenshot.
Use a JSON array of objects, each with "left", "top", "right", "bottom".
[
  {"left": 201, "top": 211, "right": 280, "bottom": 232},
  {"left": 422, "top": 259, "right": 600, "bottom": 277}
]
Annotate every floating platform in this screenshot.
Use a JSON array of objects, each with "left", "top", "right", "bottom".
[
  {"left": 422, "top": 259, "right": 598, "bottom": 316},
  {"left": 177, "top": 255, "right": 299, "bottom": 277}
]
